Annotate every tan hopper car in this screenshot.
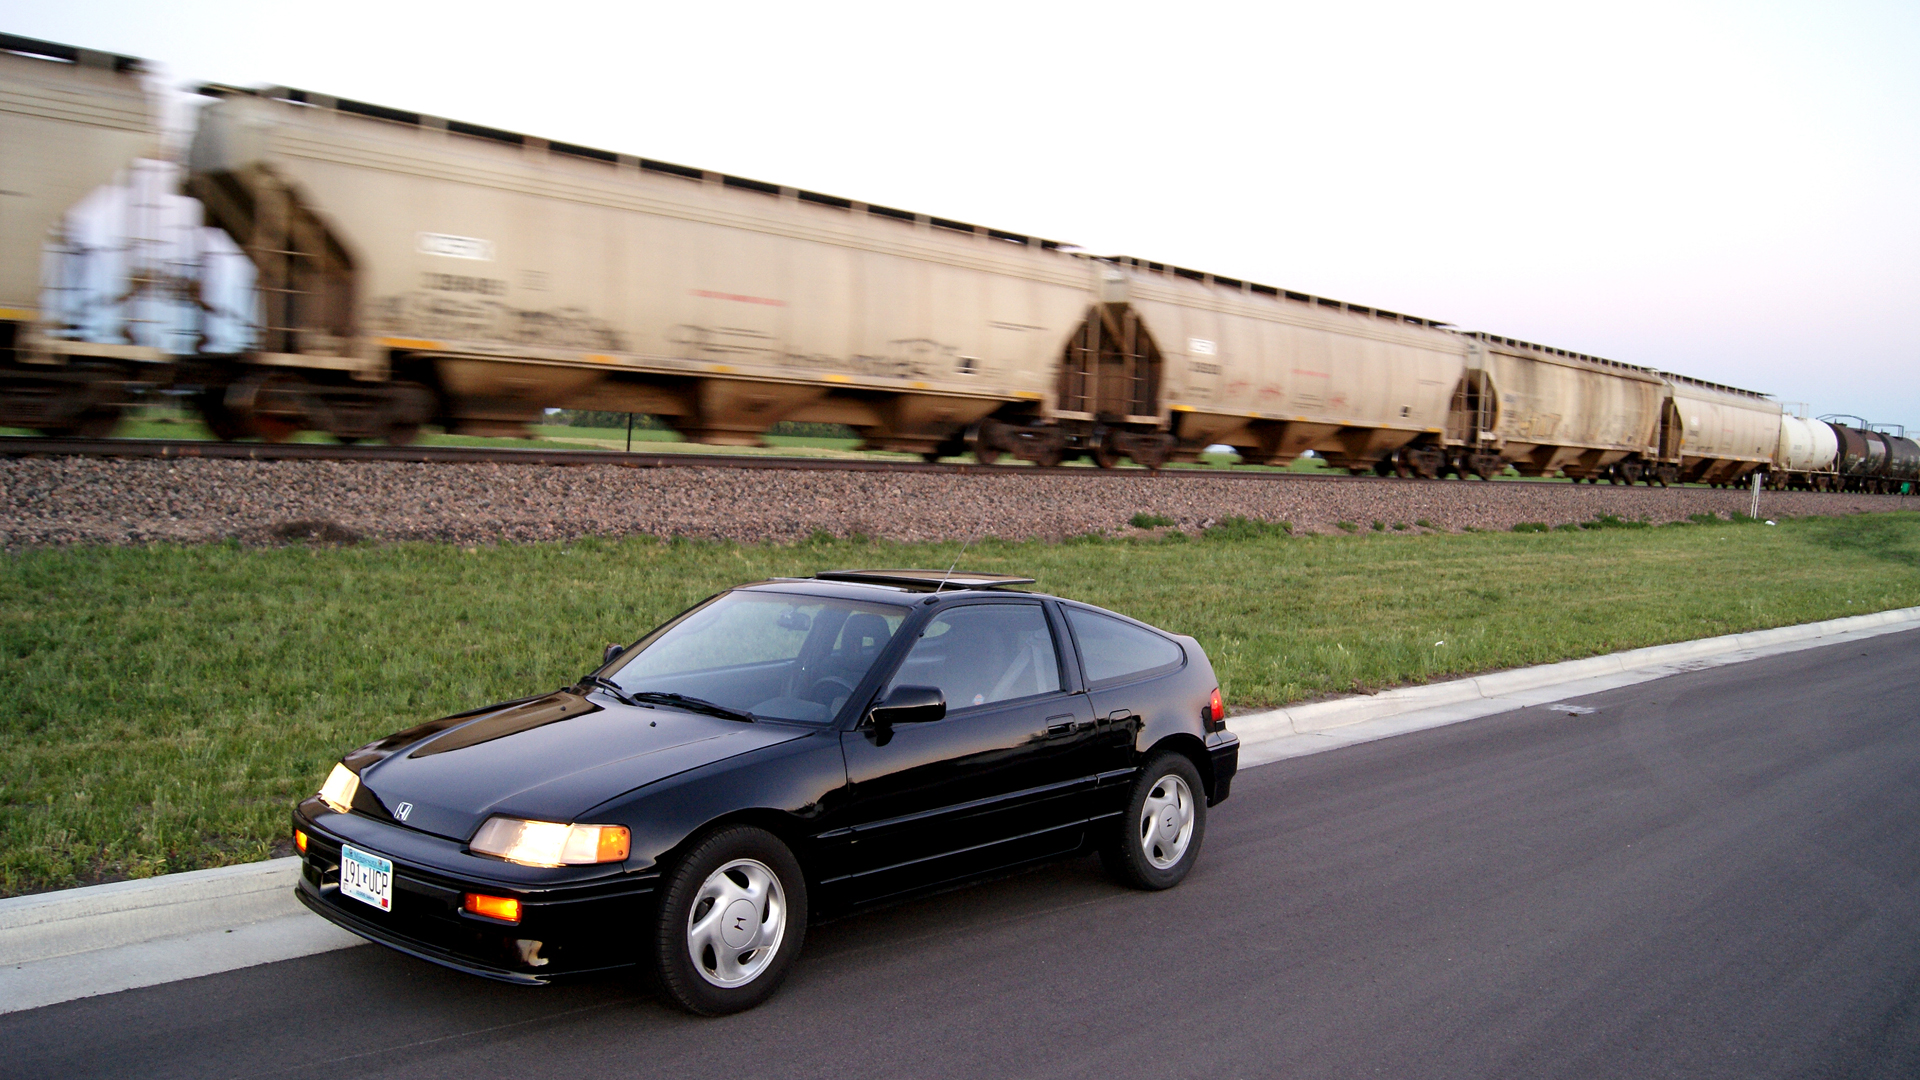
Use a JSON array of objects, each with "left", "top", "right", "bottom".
[
  {"left": 0, "top": 35, "right": 162, "bottom": 435},
  {"left": 1449, "top": 333, "right": 1669, "bottom": 483},
  {"left": 5, "top": 50, "right": 1795, "bottom": 485},
  {"left": 184, "top": 84, "right": 1490, "bottom": 469},
  {"left": 1661, "top": 376, "right": 1783, "bottom": 486}
]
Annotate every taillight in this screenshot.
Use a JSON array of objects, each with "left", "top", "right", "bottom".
[{"left": 1206, "top": 687, "right": 1225, "bottom": 728}]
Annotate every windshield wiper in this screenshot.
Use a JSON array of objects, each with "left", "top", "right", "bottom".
[
  {"left": 579, "top": 674, "right": 642, "bottom": 708},
  {"left": 628, "top": 691, "right": 757, "bottom": 723}
]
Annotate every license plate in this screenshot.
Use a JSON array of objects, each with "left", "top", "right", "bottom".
[{"left": 339, "top": 843, "right": 394, "bottom": 912}]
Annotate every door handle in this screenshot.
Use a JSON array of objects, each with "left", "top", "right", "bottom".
[
  {"left": 1106, "top": 709, "right": 1134, "bottom": 723},
  {"left": 1045, "top": 714, "right": 1076, "bottom": 736}
]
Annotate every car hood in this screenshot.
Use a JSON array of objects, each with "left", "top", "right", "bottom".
[{"left": 353, "top": 690, "right": 808, "bottom": 842}]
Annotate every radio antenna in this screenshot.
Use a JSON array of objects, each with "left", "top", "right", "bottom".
[{"left": 935, "top": 489, "right": 989, "bottom": 593}]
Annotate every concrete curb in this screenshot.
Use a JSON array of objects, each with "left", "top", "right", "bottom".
[
  {"left": 1229, "top": 604, "right": 1920, "bottom": 765},
  {"left": 0, "top": 857, "right": 306, "bottom": 967},
  {"left": 0, "top": 856, "right": 364, "bottom": 1015},
  {"left": 5, "top": 603, "right": 1918, "bottom": 1013}
]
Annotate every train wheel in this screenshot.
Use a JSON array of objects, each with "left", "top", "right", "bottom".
[
  {"left": 375, "top": 381, "right": 432, "bottom": 447},
  {"left": 381, "top": 420, "right": 422, "bottom": 446},
  {"left": 964, "top": 421, "right": 1002, "bottom": 465},
  {"left": 252, "top": 413, "right": 300, "bottom": 443},
  {"left": 197, "top": 391, "right": 252, "bottom": 441},
  {"left": 1131, "top": 435, "right": 1173, "bottom": 473},
  {"left": 229, "top": 373, "right": 308, "bottom": 443},
  {"left": 1090, "top": 428, "right": 1123, "bottom": 470},
  {"left": 74, "top": 406, "right": 121, "bottom": 439},
  {"left": 44, "top": 404, "right": 122, "bottom": 439}
]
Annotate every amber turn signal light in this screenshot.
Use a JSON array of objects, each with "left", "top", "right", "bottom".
[
  {"left": 294, "top": 829, "right": 308, "bottom": 854},
  {"left": 463, "top": 892, "right": 522, "bottom": 924}
]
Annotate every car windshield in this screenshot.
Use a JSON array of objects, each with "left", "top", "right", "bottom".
[{"left": 605, "top": 592, "right": 908, "bottom": 724}]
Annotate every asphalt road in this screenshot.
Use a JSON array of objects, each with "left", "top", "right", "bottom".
[{"left": 7, "top": 631, "right": 1920, "bottom": 1080}]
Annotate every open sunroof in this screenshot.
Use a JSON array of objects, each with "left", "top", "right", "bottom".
[{"left": 813, "top": 569, "right": 1036, "bottom": 591}]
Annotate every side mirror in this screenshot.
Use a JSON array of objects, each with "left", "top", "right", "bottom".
[
  {"left": 870, "top": 685, "right": 945, "bottom": 727},
  {"left": 603, "top": 643, "right": 625, "bottom": 665}
]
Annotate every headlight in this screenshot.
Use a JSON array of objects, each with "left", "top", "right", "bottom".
[
  {"left": 317, "top": 763, "right": 360, "bottom": 814},
  {"left": 470, "top": 816, "right": 631, "bottom": 867}
]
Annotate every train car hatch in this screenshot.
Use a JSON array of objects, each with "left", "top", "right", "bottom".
[{"left": 1056, "top": 304, "right": 1162, "bottom": 423}]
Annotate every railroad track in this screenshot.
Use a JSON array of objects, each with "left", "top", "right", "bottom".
[{"left": 0, "top": 436, "right": 1424, "bottom": 484}]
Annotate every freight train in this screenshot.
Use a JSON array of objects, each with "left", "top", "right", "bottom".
[{"left": 3, "top": 33, "right": 1914, "bottom": 492}]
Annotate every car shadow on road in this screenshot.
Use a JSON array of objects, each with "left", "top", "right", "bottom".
[{"left": 3, "top": 851, "right": 1162, "bottom": 1080}]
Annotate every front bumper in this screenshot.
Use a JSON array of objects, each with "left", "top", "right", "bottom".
[{"left": 293, "top": 806, "right": 658, "bottom": 984}]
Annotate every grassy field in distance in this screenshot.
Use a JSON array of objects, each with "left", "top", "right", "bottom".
[
  {"left": 3, "top": 408, "right": 1342, "bottom": 470},
  {"left": 4, "top": 511, "right": 1918, "bottom": 896}
]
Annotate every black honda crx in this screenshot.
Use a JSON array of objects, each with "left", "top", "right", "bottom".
[{"left": 293, "top": 570, "right": 1238, "bottom": 1014}]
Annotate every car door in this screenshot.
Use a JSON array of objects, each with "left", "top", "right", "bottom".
[
  {"left": 824, "top": 600, "right": 1099, "bottom": 903},
  {"left": 1061, "top": 604, "right": 1190, "bottom": 816}
]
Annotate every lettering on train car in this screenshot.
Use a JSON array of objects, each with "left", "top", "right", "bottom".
[
  {"left": 416, "top": 233, "right": 495, "bottom": 260},
  {"left": 671, "top": 324, "right": 780, "bottom": 362},
  {"left": 368, "top": 293, "right": 627, "bottom": 352},
  {"left": 669, "top": 325, "right": 961, "bottom": 380},
  {"left": 421, "top": 273, "right": 508, "bottom": 296}
]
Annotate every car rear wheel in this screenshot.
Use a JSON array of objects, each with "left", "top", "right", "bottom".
[
  {"left": 1101, "top": 752, "right": 1206, "bottom": 890},
  {"left": 651, "top": 825, "right": 807, "bottom": 1015}
]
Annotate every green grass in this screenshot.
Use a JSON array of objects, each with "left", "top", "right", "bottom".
[
  {"left": 0, "top": 411, "right": 1386, "bottom": 472},
  {"left": 5, "top": 513, "right": 1920, "bottom": 896},
  {"left": 0, "top": 413, "right": 910, "bottom": 460}
]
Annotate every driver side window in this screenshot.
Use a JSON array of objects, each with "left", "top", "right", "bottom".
[{"left": 887, "top": 604, "right": 1062, "bottom": 712}]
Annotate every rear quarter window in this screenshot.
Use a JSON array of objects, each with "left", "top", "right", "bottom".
[{"left": 1065, "top": 607, "right": 1185, "bottom": 687}]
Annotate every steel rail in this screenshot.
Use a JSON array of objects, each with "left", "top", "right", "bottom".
[{"left": 0, "top": 436, "right": 1431, "bottom": 484}]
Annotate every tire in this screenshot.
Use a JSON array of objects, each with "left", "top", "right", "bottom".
[
  {"left": 651, "top": 825, "right": 807, "bottom": 1016},
  {"left": 1101, "top": 752, "right": 1207, "bottom": 890}
]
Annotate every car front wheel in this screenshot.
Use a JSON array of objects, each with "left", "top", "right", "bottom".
[
  {"left": 1102, "top": 751, "right": 1207, "bottom": 890},
  {"left": 651, "top": 825, "right": 808, "bottom": 1015}
]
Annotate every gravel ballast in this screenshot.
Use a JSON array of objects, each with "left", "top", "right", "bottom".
[{"left": 1, "top": 457, "right": 1911, "bottom": 549}]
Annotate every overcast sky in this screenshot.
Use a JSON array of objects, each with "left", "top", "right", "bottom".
[{"left": 10, "top": 0, "right": 1917, "bottom": 425}]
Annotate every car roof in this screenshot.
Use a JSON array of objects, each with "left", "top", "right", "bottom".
[{"left": 734, "top": 574, "right": 1189, "bottom": 639}]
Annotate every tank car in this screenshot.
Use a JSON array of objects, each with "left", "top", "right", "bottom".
[
  {"left": 1823, "top": 417, "right": 1920, "bottom": 493},
  {"left": 1768, "top": 412, "right": 1841, "bottom": 490},
  {"left": 0, "top": 34, "right": 162, "bottom": 436},
  {"left": 1886, "top": 428, "right": 1920, "bottom": 492}
]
